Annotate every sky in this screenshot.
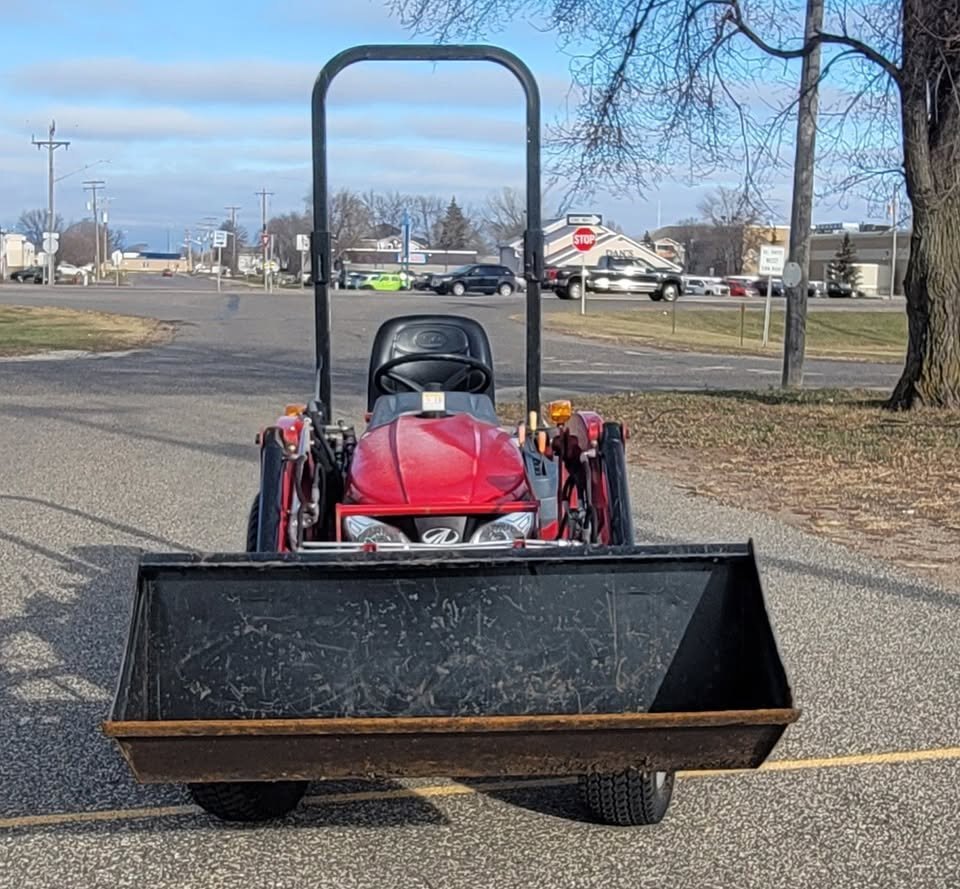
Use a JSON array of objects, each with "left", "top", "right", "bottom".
[{"left": 0, "top": 0, "right": 892, "bottom": 251}]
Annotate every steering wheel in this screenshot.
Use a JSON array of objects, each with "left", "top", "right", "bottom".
[{"left": 374, "top": 352, "right": 493, "bottom": 396}]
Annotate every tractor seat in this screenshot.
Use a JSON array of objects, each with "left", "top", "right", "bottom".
[{"left": 366, "top": 314, "right": 496, "bottom": 412}]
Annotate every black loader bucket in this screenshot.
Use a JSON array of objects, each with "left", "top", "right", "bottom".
[{"left": 104, "top": 544, "right": 798, "bottom": 783}]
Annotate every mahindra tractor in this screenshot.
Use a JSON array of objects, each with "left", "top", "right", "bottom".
[{"left": 104, "top": 44, "right": 797, "bottom": 828}]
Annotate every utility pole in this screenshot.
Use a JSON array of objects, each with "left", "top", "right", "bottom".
[
  {"left": 32, "top": 121, "right": 70, "bottom": 286},
  {"left": 256, "top": 188, "right": 273, "bottom": 292},
  {"left": 781, "top": 0, "right": 824, "bottom": 388},
  {"left": 889, "top": 190, "right": 898, "bottom": 300},
  {"left": 225, "top": 205, "right": 241, "bottom": 273},
  {"left": 83, "top": 180, "right": 105, "bottom": 281}
]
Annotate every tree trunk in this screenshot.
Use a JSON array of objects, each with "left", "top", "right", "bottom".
[{"left": 888, "top": 199, "right": 960, "bottom": 408}]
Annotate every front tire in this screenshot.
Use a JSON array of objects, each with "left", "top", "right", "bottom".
[
  {"left": 451, "top": 281, "right": 466, "bottom": 296},
  {"left": 577, "top": 422, "right": 675, "bottom": 827},
  {"left": 579, "top": 770, "right": 675, "bottom": 826},
  {"left": 660, "top": 282, "right": 679, "bottom": 302},
  {"left": 188, "top": 781, "right": 308, "bottom": 823},
  {"left": 186, "top": 494, "right": 310, "bottom": 823}
]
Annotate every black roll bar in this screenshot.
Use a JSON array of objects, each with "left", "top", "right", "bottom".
[{"left": 311, "top": 44, "right": 544, "bottom": 419}]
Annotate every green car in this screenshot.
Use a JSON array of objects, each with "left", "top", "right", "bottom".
[{"left": 360, "top": 273, "right": 404, "bottom": 291}]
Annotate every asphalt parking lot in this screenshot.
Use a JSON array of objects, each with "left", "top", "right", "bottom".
[{"left": 0, "top": 280, "right": 953, "bottom": 889}]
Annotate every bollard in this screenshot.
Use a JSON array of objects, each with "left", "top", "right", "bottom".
[
  {"left": 740, "top": 303, "right": 745, "bottom": 346},
  {"left": 671, "top": 296, "right": 677, "bottom": 334}
]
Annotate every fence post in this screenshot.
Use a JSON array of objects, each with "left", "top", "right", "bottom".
[{"left": 740, "top": 303, "right": 746, "bottom": 347}]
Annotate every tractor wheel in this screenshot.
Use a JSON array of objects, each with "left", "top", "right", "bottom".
[
  {"left": 186, "top": 493, "right": 310, "bottom": 823},
  {"left": 451, "top": 281, "right": 466, "bottom": 296},
  {"left": 578, "top": 770, "right": 675, "bottom": 826},
  {"left": 577, "top": 422, "right": 675, "bottom": 827},
  {"left": 188, "top": 781, "right": 308, "bottom": 823}
]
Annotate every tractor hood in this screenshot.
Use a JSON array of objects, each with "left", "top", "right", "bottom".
[{"left": 346, "top": 412, "right": 528, "bottom": 506}]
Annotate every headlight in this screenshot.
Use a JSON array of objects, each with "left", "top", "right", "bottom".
[
  {"left": 470, "top": 512, "right": 535, "bottom": 543},
  {"left": 344, "top": 515, "right": 410, "bottom": 544}
]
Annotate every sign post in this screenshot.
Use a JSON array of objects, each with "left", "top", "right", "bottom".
[
  {"left": 572, "top": 226, "right": 597, "bottom": 315},
  {"left": 296, "top": 233, "right": 310, "bottom": 287},
  {"left": 758, "top": 244, "right": 786, "bottom": 347},
  {"left": 213, "top": 230, "right": 229, "bottom": 293},
  {"left": 42, "top": 232, "right": 59, "bottom": 284},
  {"left": 111, "top": 249, "right": 123, "bottom": 287}
]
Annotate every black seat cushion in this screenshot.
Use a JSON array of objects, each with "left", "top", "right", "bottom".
[{"left": 366, "top": 315, "right": 496, "bottom": 411}]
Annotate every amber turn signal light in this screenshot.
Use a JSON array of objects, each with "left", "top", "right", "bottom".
[{"left": 546, "top": 399, "right": 573, "bottom": 425}]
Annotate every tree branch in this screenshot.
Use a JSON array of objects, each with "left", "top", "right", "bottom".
[{"left": 723, "top": 0, "right": 902, "bottom": 86}]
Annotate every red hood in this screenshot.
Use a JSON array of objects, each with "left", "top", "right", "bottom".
[{"left": 346, "top": 413, "right": 528, "bottom": 506}]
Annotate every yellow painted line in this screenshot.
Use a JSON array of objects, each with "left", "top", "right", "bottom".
[{"left": 3, "top": 745, "right": 960, "bottom": 832}]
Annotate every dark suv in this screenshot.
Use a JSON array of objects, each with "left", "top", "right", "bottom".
[{"left": 430, "top": 264, "right": 518, "bottom": 297}]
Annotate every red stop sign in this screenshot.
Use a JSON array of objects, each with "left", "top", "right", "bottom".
[{"left": 573, "top": 227, "right": 596, "bottom": 252}]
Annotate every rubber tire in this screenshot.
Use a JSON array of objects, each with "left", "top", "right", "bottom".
[
  {"left": 188, "top": 781, "right": 308, "bottom": 823},
  {"left": 497, "top": 282, "right": 514, "bottom": 296},
  {"left": 186, "top": 496, "right": 310, "bottom": 823},
  {"left": 567, "top": 280, "right": 582, "bottom": 300},
  {"left": 660, "top": 283, "right": 679, "bottom": 302},
  {"left": 556, "top": 286, "right": 576, "bottom": 300},
  {"left": 577, "top": 423, "right": 675, "bottom": 827},
  {"left": 451, "top": 281, "right": 466, "bottom": 296},
  {"left": 579, "top": 770, "right": 675, "bottom": 827}
]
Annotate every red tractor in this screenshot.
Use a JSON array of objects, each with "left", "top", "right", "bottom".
[{"left": 105, "top": 44, "right": 797, "bottom": 827}]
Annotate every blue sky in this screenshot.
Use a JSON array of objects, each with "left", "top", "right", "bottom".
[{"left": 0, "top": 0, "right": 889, "bottom": 250}]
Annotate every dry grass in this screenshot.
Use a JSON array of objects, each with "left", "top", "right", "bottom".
[
  {"left": 504, "top": 389, "right": 960, "bottom": 586},
  {"left": 0, "top": 305, "right": 174, "bottom": 357},
  {"left": 542, "top": 308, "right": 907, "bottom": 361}
]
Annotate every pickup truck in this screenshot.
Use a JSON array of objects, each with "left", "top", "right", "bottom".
[{"left": 553, "top": 255, "right": 684, "bottom": 302}]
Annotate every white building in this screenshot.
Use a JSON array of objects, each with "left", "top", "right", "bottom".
[
  {"left": 502, "top": 219, "right": 683, "bottom": 272},
  {"left": 1, "top": 233, "right": 36, "bottom": 276}
]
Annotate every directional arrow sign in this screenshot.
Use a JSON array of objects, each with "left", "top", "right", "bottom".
[{"left": 566, "top": 213, "right": 603, "bottom": 227}]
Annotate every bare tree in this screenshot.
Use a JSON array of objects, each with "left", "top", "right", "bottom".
[
  {"left": 698, "top": 186, "right": 765, "bottom": 276},
  {"left": 389, "top": 0, "right": 960, "bottom": 408},
  {"left": 17, "top": 208, "right": 63, "bottom": 249},
  {"left": 59, "top": 220, "right": 98, "bottom": 266},
  {"left": 325, "top": 189, "right": 374, "bottom": 259},
  {"left": 268, "top": 211, "right": 311, "bottom": 274},
  {"left": 483, "top": 186, "right": 527, "bottom": 244}
]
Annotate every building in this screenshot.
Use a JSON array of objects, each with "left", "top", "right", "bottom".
[
  {"left": 652, "top": 222, "right": 788, "bottom": 276},
  {"left": 502, "top": 219, "right": 683, "bottom": 272},
  {"left": 1, "top": 233, "right": 36, "bottom": 275},
  {"left": 114, "top": 251, "right": 187, "bottom": 273},
  {"left": 809, "top": 228, "right": 908, "bottom": 296}
]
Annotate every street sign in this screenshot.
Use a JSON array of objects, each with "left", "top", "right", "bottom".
[
  {"left": 572, "top": 227, "right": 596, "bottom": 252},
  {"left": 758, "top": 244, "right": 786, "bottom": 276},
  {"left": 261, "top": 232, "right": 270, "bottom": 247},
  {"left": 42, "top": 237, "right": 59, "bottom": 255},
  {"left": 782, "top": 261, "right": 802, "bottom": 288},
  {"left": 296, "top": 233, "right": 310, "bottom": 252},
  {"left": 213, "top": 230, "right": 229, "bottom": 249},
  {"left": 111, "top": 250, "right": 123, "bottom": 267},
  {"left": 567, "top": 213, "right": 603, "bottom": 227}
]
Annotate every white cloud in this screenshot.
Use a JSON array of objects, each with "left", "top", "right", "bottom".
[{"left": 11, "top": 55, "right": 568, "bottom": 112}]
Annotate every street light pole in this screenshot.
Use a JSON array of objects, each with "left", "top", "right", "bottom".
[{"left": 83, "top": 180, "right": 105, "bottom": 281}]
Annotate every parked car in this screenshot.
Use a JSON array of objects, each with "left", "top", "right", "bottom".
[
  {"left": 751, "top": 278, "right": 785, "bottom": 297},
  {"left": 808, "top": 279, "right": 825, "bottom": 298},
  {"left": 10, "top": 265, "right": 45, "bottom": 283},
  {"left": 826, "top": 280, "right": 864, "bottom": 298},
  {"left": 723, "top": 279, "right": 750, "bottom": 297},
  {"left": 409, "top": 272, "right": 435, "bottom": 291},
  {"left": 430, "top": 264, "right": 519, "bottom": 296},
  {"left": 162, "top": 268, "right": 174, "bottom": 277},
  {"left": 682, "top": 276, "right": 729, "bottom": 296},
  {"left": 360, "top": 273, "right": 404, "bottom": 292}
]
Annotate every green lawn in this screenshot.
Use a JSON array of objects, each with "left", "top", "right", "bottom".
[
  {"left": 0, "top": 305, "right": 173, "bottom": 356},
  {"left": 543, "top": 307, "right": 906, "bottom": 361}
]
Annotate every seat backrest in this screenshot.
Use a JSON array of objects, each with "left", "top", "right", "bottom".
[{"left": 367, "top": 315, "right": 496, "bottom": 411}]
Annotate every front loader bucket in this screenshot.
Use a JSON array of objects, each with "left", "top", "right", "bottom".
[{"left": 104, "top": 544, "right": 798, "bottom": 783}]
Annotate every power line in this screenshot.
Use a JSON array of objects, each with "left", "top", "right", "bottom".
[
  {"left": 32, "top": 121, "right": 70, "bottom": 286},
  {"left": 83, "top": 180, "right": 105, "bottom": 281}
]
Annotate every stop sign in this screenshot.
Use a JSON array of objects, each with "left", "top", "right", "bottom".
[{"left": 572, "top": 227, "right": 596, "bottom": 252}]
